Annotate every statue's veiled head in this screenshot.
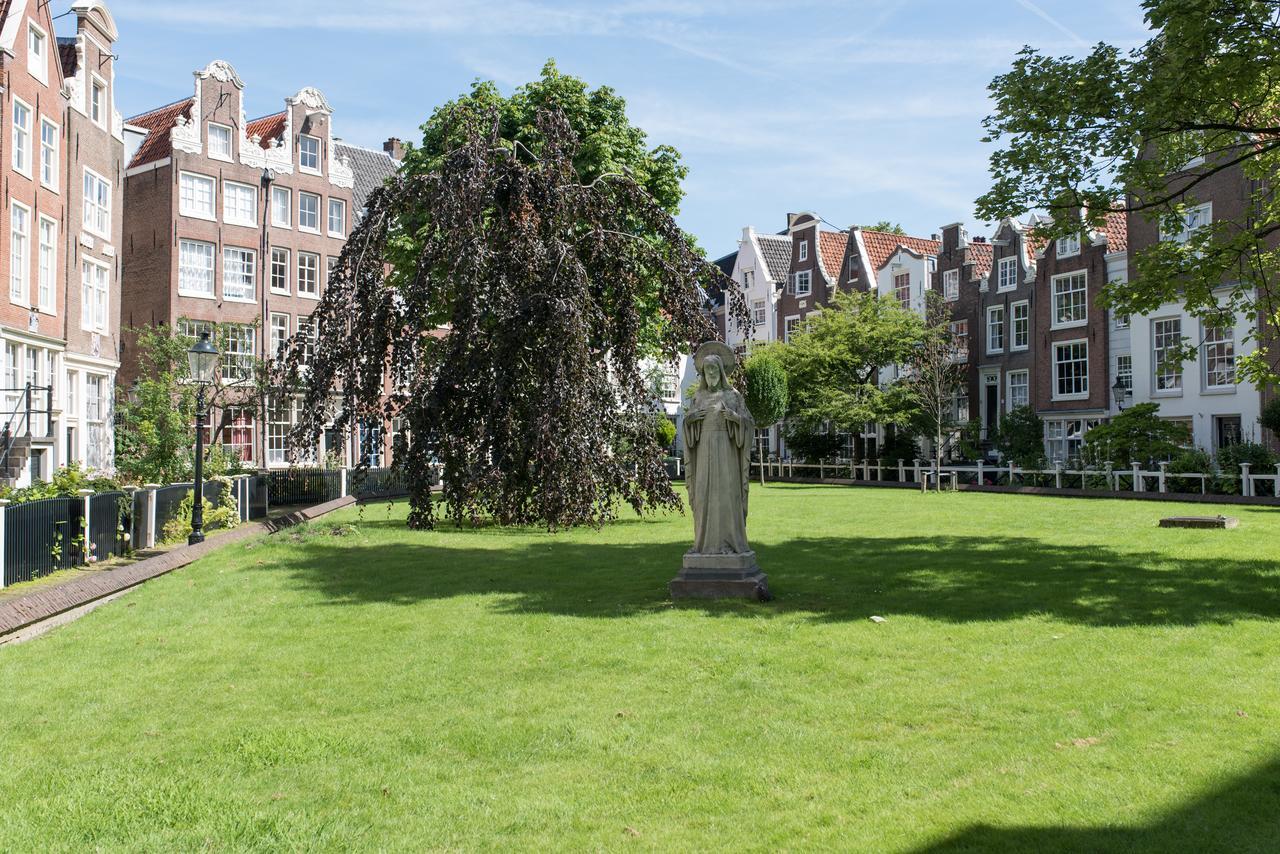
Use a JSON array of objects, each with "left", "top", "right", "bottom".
[
  {"left": 693, "top": 340, "right": 737, "bottom": 394},
  {"left": 701, "top": 355, "right": 728, "bottom": 392}
]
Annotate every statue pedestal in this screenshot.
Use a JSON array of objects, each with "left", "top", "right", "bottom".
[{"left": 670, "top": 551, "right": 770, "bottom": 601}]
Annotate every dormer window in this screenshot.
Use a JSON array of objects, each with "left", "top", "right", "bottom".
[
  {"left": 798, "top": 240, "right": 808, "bottom": 262},
  {"left": 1055, "top": 234, "right": 1080, "bottom": 258},
  {"left": 27, "top": 22, "right": 47, "bottom": 83},
  {"left": 209, "top": 123, "right": 233, "bottom": 161},
  {"left": 299, "top": 134, "right": 321, "bottom": 173},
  {"left": 90, "top": 79, "right": 106, "bottom": 127}
]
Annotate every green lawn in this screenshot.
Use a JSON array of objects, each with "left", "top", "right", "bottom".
[{"left": 2, "top": 486, "right": 1279, "bottom": 852}]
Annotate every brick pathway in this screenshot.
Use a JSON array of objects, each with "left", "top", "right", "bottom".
[{"left": 0, "top": 496, "right": 356, "bottom": 640}]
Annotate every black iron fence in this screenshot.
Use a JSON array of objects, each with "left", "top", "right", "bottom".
[
  {"left": 3, "top": 497, "right": 84, "bottom": 586},
  {"left": 266, "top": 468, "right": 343, "bottom": 507},
  {"left": 88, "top": 492, "right": 128, "bottom": 563}
]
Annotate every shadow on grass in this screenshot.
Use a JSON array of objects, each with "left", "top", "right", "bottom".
[
  {"left": 916, "top": 755, "right": 1280, "bottom": 853},
  {"left": 274, "top": 528, "right": 1280, "bottom": 626}
]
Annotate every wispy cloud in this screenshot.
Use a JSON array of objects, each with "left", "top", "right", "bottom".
[{"left": 1012, "top": 0, "right": 1090, "bottom": 48}]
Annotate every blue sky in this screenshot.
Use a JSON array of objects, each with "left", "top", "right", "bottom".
[{"left": 75, "top": 0, "right": 1149, "bottom": 257}]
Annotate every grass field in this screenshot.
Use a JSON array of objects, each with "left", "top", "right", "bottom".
[{"left": 1, "top": 485, "right": 1278, "bottom": 851}]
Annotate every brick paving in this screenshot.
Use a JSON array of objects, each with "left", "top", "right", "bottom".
[{"left": 0, "top": 496, "right": 356, "bottom": 639}]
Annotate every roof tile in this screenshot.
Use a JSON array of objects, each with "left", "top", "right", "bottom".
[
  {"left": 126, "top": 98, "right": 194, "bottom": 168},
  {"left": 246, "top": 112, "right": 286, "bottom": 149},
  {"left": 861, "top": 229, "right": 941, "bottom": 273},
  {"left": 818, "top": 230, "right": 848, "bottom": 282},
  {"left": 755, "top": 234, "right": 792, "bottom": 284}
]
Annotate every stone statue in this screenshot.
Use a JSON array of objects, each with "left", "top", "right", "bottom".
[{"left": 669, "top": 341, "right": 770, "bottom": 601}]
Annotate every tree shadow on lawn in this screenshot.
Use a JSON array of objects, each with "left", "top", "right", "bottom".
[
  {"left": 275, "top": 528, "right": 1280, "bottom": 626},
  {"left": 916, "top": 754, "right": 1280, "bottom": 853}
]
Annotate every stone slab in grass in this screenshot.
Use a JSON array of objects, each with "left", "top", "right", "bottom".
[{"left": 1159, "top": 515, "right": 1239, "bottom": 529}]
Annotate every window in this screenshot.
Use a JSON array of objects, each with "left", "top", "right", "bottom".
[
  {"left": 326, "top": 256, "right": 339, "bottom": 289},
  {"left": 894, "top": 272, "right": 911, "bottom": 308},
  {"left": 66, "top": 371, "right": 78, "bottom": 418},
  {"left": 1051, "top": 271, "right": 1087, "bottom": 327},
  {"left": 10, "top": 204, "right": 30, "bottom": 304},
  {"left": 223, "top": 181, "right": 257, "bottom": 226},
  {"left": 998, "top": 257, "right": 1017, "bottom": 291},
  {"left": 39, "top": 119, "right": 58, "bottom": 190},
  {"left": 208, "top": 123, "right": 232, "bottom": 161},
  {"left": 359, "top": 420, "right": 384, "bottom": 468},
  {"left": 27, "top": 22, "right": 47, "bottom": 82},
  {"left": 798, "top": 240, "right": 808, "bottom": 262},
  {"left": 328, "top": 198, "right": 346, "bottom": 237},
  {"left": 1202, "top": 323, "right": 1236, "bottom": 389},
  {"left": 37, "top": 217, "right": 56, "bottom": 314},
  {"left": 269, "top": 313, "right": 290, "bottom": 359},
  {"left": 270, "top": 248, "right": 290, "bottom": 294},
  {"left": 743, "top": 270, "right": 754, "bottom": 289},
  {"left": 222, "top": 408, "right": 256, "bottom": 464},
  {"left": 297, "top": 252, "right": 320, "bottom": 297},
  {"left": 1055, "top": 233, "right": 1080, "bottom": 257},
  {"left": 1053, "top": 340, "right": 1089, "bottom": 399},
  {"left": 82, "top": 169, "right": 112, "bottom": 238},
  {"left": 752, "top": 299, "right": 767, "bottom": 326},
  {"left": 1011, "top": 301, "right": 1029, "bottom": 350},
  {"left": 296, "top": 316, "right": 315, "bottom": 365},
  {"left": 1044, "top": 418, "right": 1096, "bottom": 464},
  {"left": 178, "top": 240, "right": 215, "bottom": 297},
  {"left": 222, "top": 248, "right": 256, "bottom": 302},
  {"left": 81, "top": 258, "right": 109, "bottom": 332},
  {"left": 1008, "top": 370, "right": 1029, "bottom": 410},
  {"left": 1164, "top": 203, "right": 1211, "bottom": 244},
  {"left": 267, "top": 398, "right": 293, "bottom": 465},
  {"left": 660, "top": 365, "right": 679, "bottom": 400},
  {"left": 793, "top": 270, "right": 811, "bottom": 297},
  {"left": 298, "top": 192, "right": 320, "bottom": 231},
  {"left": 271, "top": 186, "right": 291, "bottom": 228},
  {"left": 299, "top": 134, "right": 321, "bottom": 172},
  {"left": 943, "top": 269, "right": 959, "bottom": 301},
  {"left": 12, "top": 100, "right": 32, "bottom": 176},
  {"left": 179, "top": 172, "right": 216, "bottom": 220},
  {"left": 1152, "top": 318, "right": 1183, "bottom": 393},
  {"left": 784, "top": 315, "right": 801, "bottom": 343},
  {"left": 986, "top": 305, "right": 1005, "bottom": 353},
  {"left": 1114, "top": 312, "right": 1130, "bottom": 330},
  {"left": 90, "top": 80, "right": 106, "bottom": 127},
  {"left": 222, "top": 324, "right": 255, "bottom": 383},
  {"left": 1215, "top": 415, "right": 1242, "bottom": 450},
  {"left": 85, "top": 375, "right": 103, "bottom": 423},
  {"left": 950, "top": 320, "right": 969, "bottom": 362},
  {"left": 953, "top": 390, "right": 969, "bottom": 423},
  {"left": 1116, "top": 353, "right": 1133, "bottom": 392}
]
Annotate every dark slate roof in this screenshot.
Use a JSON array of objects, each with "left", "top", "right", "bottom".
[
  {"left": 755, "top": 234, "right": 792, "bottom": 284},
  {"left": 713, "top": 250, "right": 737, "bottom": 278},
  {"left": 336, "top": 142, "right": 401, "bottom": 216},
  {"left": 57, "top": 37, "right": 78, "bottom": 77}
]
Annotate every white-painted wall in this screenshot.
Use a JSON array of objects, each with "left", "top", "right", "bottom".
[{"left": 724, "top": 227, "right": 780, "bottom": 352}]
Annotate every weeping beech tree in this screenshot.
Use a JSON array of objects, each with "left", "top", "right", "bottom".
[{"left": 281, "top": 104, "right": 743, "bottom": 529}]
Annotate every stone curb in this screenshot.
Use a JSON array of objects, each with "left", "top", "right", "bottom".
[{"left": 0, "top": 495, "right": 357, "bottom": 640}]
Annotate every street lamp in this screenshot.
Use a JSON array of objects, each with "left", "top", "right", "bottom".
[
  {"left": 187, "top": 331, "right": 219, "bottom": 545},
  {"left": 1112, "top": 376, "right": 1131, "bottom": 412}
]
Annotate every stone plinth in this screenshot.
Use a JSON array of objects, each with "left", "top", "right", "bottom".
[
  {"left": 670, "top": 551, "right": 770, "bottom": 601},
  {"left": 1159, "top": 515, "right": 1239, "bottom": 529}
]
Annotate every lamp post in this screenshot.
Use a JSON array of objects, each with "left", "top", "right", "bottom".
[
  {"left": 187, "top": 331, "right": 219, "bottom": 545},
  {"left": 1112, "top": 377, "right": 1131, "bottom": 412}
]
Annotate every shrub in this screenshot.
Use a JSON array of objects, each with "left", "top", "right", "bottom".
[
  {"left": 880, "top": 429, "right": 921, "bottom": 466},
  {"left": 1082, "top": 403, "right": 1188, "bottom": 467},
  {"left": 652, "top": 415, "right": 677, "bottom": 450},
  {"left": 785, "top": 426, "right": 845, "bottom": 462},
  {"left": 993, "top": 406, "right": 1047, "bottom": 469},
  {"left": 1, "top": 463, "right": 122, "bottom": 505},
  {"left": 160, "top": 478, "right": 239, "bottom": 544},
  {"left": 1260, "top": 397, "right": 1280, "bottom": 442},
  {"left": 1217, "top": 441, "right": 1277, "bottom": 474},
  {"left": 1166, "top": 448, "right": 1213, "bottom": 494}
]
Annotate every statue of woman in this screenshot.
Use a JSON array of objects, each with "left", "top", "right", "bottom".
[{"left": 682, "top": 341, "right": 754, "bottom": 556}]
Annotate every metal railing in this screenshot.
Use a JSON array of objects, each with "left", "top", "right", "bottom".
[{"left": 0, "top": 383, "right": 53, "bottom": 475}]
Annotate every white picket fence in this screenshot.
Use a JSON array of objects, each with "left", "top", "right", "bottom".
[{"left": 747, "top": 458, "right": 1280, "bottom": 499}]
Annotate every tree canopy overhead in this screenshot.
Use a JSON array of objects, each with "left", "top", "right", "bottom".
[
  {"left": 285, "top": 69, "right": 742, "bottom": 530},
  {"left": 977, "top": 0, "right": 1280, "bottom": 384}
]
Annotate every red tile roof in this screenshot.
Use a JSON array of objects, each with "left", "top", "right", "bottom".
[
  {"left": 246, "top": 112, "right": 287, "bottom": 149},
  {"left": 966, "top": 240, "right": 993, "bottom": 277},
  {"left": 817, "top": 230, "right": 848, "bottom": 281},
  {"left": 861, "top": 229, "right": 941, "bottom": 273},
  {"left": 126, "top": 98, "right": 193, "bottom": 168},
  {"left": 1102, "top": 210, "right": 1128, "bottom": 252}
]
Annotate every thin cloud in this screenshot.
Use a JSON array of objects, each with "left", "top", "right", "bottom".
[{"left": 1012, "top": 0, "right": 1090, "bottom": 48}]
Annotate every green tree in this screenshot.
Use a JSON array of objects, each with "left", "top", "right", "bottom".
[
  {"left": 115, "top": 325, "right": 197, "bottom": 484},
  {"left": 993, "top": 406, "right": 1047, "bottom": 468},
  {"left": 743, "top": 350, "right": 788, "bottom": 483},
  {"left": 862, "top": 221, "right": 906, "bottom": 235},
  {"left": 783, "top": 426, "right": 844, "bottom": 463},
  {"left": 1081, "top": 403, "right": 1190, "bottom": 467},
  {"left": 977, "top": 0, "right": 1280, "bottom": 385},
  {"left": 776, "top": 289, "right": 924, "bottom": 435},
  {"left": 652, "top": 414, "right": 677, "bottom": 450},
  {"left": 1261, "top": 396, "right": 1280, "bottom": 443},
  {"left": 902, "top": 291, "right": 967, "bottom": 475}
]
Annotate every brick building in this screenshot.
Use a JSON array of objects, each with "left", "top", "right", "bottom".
[
  {"left": 0, "top": 0, "right": 123, "bottom": 484},
  {"left": 120, "top": 59, "right": 367, "bottom": 469}
]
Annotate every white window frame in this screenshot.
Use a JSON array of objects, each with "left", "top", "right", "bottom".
[
  {"left": 297, "top": 251, "right": 320, "bottom": 299},
  {"left": 1115, "top": 353, "right": 1133, "bottom": 393},
  {"left": 1163, "top": 202, "right": 1212, "bottom": 244},
  {"left": 1007, "top": 370, "right": 1029, "bottom": 411},
  {"left": 80, "top": 256, "right": 109, "bottom": 333},
  {"left": 222, "top": 180, "right": 258, "bottom": 228},
  {"left": 269, "top": 312, "right": 290, "bottom": 359},
  {"left": 1055, "top": 233, "right": 1080, "bottom": 258},
  {"left": 178, "top": 239, "right": 216, "bottom": 299},
  {"left": 793, "top": 270, "right": 811, "bottom": 298},
  {"left": 39, "top": 118, "right": 59, "bottom": 192},
  {"left": 271, "top": 186, "right": 292, "bottom": 229},
  {"left": 298, "top": 192, "right": 320, "bottom": 233},
  {"left": 1050, "top": 271, "right": 1088, "bottom": 330},
  {"left": 751, "top": 299, "right": 767, "bottom": 327},
  {"left": 82, "top": 167, "right": 112, "bottom": 239},
  {"left": 1052, "top": 339, "right": 1090, "bottom": 401},
  {"left": 943, "top": 268, "right": 959, "bottom": 302},
  {"left": 798, "top": 240, "right": 808, "bottom": 262},
  {"left": 222, "top": 247, "right": 257, "bottom": 303},
  {"left": 178, "top": 171, "right": 217, "bottom": 221},
  {"left": 986, "top": 305, "right": 1005, "bottom": 354},
  {"left": 221, "top": 323, "right": 256, "bottom": 384},
  {"left": 1152, "top": 317, "right": 1184, "bottom": 395},
  {"left": 894, "top": 271, "right": 911, "bottom": 308},
  {"left": 27, "top": 21, "right": 48, "bottom": 83},
  {"left": 299, "top": 134, "right": 322, "bottom": 174},
  {"left": 37, "top": 215, "right": 57, "bottom": 315},
  {"left": 270, "top": 247, "right": 291, "bottom": 295},
  {"left": 1201, "top": 321, "right": 1236, "bottom": 391},
  {"left": 90, "top": 75, "right": 108, "bottom": 129},
  {"left": 328, "top": 197, "right": 346, "bottom": 237},
  {"left": 1010, "top": 300, "right": 1029, "bottom": 351},
  {"left": 997, "top": 256, "right": 1018, "bottom": 291},
  {"left": 784, "top": 315, "right": 801, "bottom": 343},
  {"left": 208, "top": 122, "right": 233, "bottom": 162},
  {"left": 10, "top": 202, "right": 31, "bottom": 306},
  {"left": 12, "top": 97, "right": 33, "bottom": 178},
  {"left": 950, "top": 319, "right": 969, "bottom": 362}
]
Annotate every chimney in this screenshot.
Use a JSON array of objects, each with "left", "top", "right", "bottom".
[{"left": 384, "top": 137, "right": 404, "bottom": 160}]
